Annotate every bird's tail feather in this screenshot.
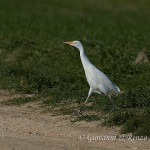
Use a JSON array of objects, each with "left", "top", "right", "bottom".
[{"left": 115, "top": 86, "right": 120, "bottom": 93}]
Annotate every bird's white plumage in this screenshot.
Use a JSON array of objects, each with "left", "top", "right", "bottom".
[
  {"left": 86, "top": 64, "right": 119, "bottom": 94},
  {"left": 64, "top": 40, "right": 120, "bottom": 112}
]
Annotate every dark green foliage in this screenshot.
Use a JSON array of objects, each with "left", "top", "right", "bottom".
[
  {"left": 2, "top": 97, "right": 38, "bottom": 106},
  {"left": 0, "top": 0, "right": 150, "bottom": 136},
  {"left": 103, "top": 108, "right": 150, "bottom": 137}
]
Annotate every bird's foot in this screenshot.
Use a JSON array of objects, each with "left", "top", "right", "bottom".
[
  {"left": 109, "top": 107, "right": 115, "bottom": 113},
  {"left": 115, "top": 106, "right": 120, "bottom": 110},
  {"left": 109, "top": 106, "right": 120, "bottom": 113},
  {"left": 72, "top": 109, "right": 83, "bottom": 116}
]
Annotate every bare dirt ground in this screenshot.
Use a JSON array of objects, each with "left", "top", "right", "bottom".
[{"left": 0, "top": 90, "right": 150, "bottom": 150}]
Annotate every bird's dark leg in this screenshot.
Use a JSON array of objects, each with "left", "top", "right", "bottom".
[
  {"left": 108, "top": 95, "right": 120, "bottom": 112},
  {"left": 73, "top": 88, "right": 93, "bottom": 115},
  {"left": 109, "top": 95, "right": 115, "bottom": 108}
]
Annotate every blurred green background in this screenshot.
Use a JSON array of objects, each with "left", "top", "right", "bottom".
[{"left": 0, "top": 0, "right": 150, "bottom": 136}]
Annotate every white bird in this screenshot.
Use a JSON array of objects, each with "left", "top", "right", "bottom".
[{"left": 64, "top": 41, "right": 120, "bottom": 114}]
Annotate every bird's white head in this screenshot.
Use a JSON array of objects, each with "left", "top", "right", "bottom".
[{"left": 64, "top": 41, "right": 83, "bottom": 50}]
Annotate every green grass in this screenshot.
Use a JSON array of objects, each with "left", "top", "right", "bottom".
[
  {"left": 1, "top": 96, "right": 38, "bottom": 106},
  {"left": 0, "top": 0, "right": 150, "bottom": 136}
]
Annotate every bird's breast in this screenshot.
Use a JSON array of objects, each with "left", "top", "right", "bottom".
[{"left": 84, "top": 68, "right": 99, "bottom": 89}]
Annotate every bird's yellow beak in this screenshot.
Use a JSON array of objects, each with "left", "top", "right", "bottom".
[{"left": 64, "top": 42, "right": 76, "bottom": 44}]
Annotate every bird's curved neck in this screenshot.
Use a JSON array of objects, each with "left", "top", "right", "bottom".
[{"left": 79, "top": 47, "right": 91, "bottom": 68}]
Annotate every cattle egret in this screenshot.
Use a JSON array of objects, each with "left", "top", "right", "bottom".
[{"left": 64, "top": 41, "right": 120, "bottom": 114}]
